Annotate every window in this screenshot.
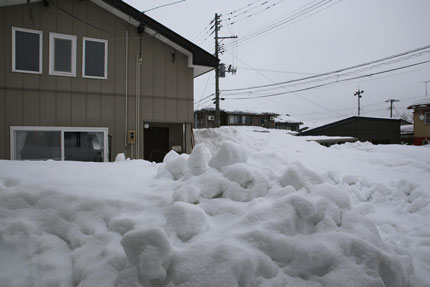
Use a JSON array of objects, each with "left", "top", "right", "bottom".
[
  {"left": 228, "top": 115, "right": 251, "bottom": 125},
  {"left": 425, "top": 112, "right": 430, "bottom": 125},
  {"left": 260, "top": 118, "right": 267, "bottom": 126},
  {"left": 49, "top": 32, "right": 76, "bottom": 76},
  {"left": 11, "top": 127, "right": 109, "bottom": 162},
  {"left": 83, "top": 37, "right": 108, "bottom": 79},
  {"left": 12, "top": 27, "right": 42, "bottom": 74}
]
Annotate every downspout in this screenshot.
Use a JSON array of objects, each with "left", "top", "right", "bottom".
[
  {"left": 125, "top": 30, "right": 129, "bottom": 153},
  {"left": 136, "top": 33, "right": 143, "bottom": 158}
]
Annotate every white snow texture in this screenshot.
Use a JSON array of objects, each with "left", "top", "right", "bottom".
[{"left": 1, "top": 126, "right": 429, "bottom": 287}]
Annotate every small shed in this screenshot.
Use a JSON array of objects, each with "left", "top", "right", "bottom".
[{"left": 298, "top": 116, "right": 401, "bottom": 144}]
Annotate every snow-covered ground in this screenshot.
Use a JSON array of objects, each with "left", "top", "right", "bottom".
[{"left": 0, "top": 126, "right": 429, "bottom": 287}]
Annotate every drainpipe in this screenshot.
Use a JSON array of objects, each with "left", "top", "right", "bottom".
[
  {"left": 135, "top": 35, "right": 142, "bottom": 158},
  {"left": 125, "top": 30, "right": 128, "bottom": 151}
]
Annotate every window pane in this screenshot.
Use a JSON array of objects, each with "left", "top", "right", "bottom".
[
  {"left": 15, "top": 131, "right": 61, "bottom": 160},
  {"left": 84, "top": 40, "right": 105, "bottom": 77},
  {"left": 64, "top": 132, "right": 104, "bottom": 162},
  {"left": 15, "top": 30, "right": 40, "bottom": 72},
  {"left": 54, "top": 38, "right": 72, "bottom": 72},
  {"left": 425, "top": 113, "right": 430, "bottom": 125}
]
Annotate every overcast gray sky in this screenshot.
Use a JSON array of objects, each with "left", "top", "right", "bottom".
[{"left": 124, "top": 0, "right": 430, "bottom": 128}]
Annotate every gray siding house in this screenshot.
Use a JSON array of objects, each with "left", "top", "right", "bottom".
[{"left": 0, "top": 0, "right": 218, "bottom": 162}]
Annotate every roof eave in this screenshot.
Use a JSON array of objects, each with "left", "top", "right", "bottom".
[{"left": 96, "top": 0, "right": 219, "bottom": 77}]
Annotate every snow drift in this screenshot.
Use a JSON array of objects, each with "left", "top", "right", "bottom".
[{"left": 1, "top": 126, "right": 429, "bottom": 287}]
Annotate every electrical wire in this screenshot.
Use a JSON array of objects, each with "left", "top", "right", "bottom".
[
  {"left": 224, "top": 61, "right": 430, "bottom": 100},
  {"left": 222, "top": 45, "right": 430, "bottom": 93}
]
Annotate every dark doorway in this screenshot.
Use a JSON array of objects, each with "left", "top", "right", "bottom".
[{"left": 144, "top": 127, "right": 169, "bottom": 163}]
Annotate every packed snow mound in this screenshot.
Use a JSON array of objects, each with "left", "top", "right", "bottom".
[{"left": 1, "top": 126, "right": 430, "bottom": 287}]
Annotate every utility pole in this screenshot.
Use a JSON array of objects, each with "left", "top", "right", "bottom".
[
  {"left": 354, "top": 89, "right": 364, "bottom": 116},
  {"left": 214, "top": 13, "right": 237, "bottom": 127},
  {"left": 385, "top": 99, "right": 399, "bottom": 118}
]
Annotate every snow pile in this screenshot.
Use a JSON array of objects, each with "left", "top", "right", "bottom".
[{"left": 1, "top": 126, "right": 430, "bottom": 287}]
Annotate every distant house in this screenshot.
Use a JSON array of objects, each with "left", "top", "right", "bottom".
[
  {"left": 298, "top": 116, "right": 401, "bottom": 144},
  {"left": 274, "top": 114, "right": 303, "bottom": 132},
  {"left": 0, "top": 0, "right": 218, "bottom": 162},
  {"left": 195, "top": 108, "right": 277, "bottom": 129},
  {"left": 407, "top": 98, "right": 430, "bottom": 145}
]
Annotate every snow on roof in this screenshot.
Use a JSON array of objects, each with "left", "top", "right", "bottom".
[
  {"left": 274, "top": 114, "right": 303, "bottom": 124},
  {"left": 408, "top": 97, "right": 430, "bottom": 109},
  {"left": 401, "top": 124, "right": 414, "bottom": 134}
]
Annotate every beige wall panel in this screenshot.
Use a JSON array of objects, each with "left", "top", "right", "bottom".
[
  {"left": 0, "top": 89, "right": 5, "bottom": 158},
  {"left": 127, "top": 95, "right": 136, "bottom": 130},
  {"left": 23, "top": 75, "right": 40, "bottom": 89},
  {"left": 141, "top": 97, "right": 154, "bottom": 121},
  {"left": 187, "top": 68, "right": 193, "bottom": 100},
  {"left": 71, "top": 93, "right": 86, "bottom": 126},
  {"left": 100, "top": 94, "right": 115, "bottom": 132},
  {"left": 23, "top": 3, "right": 41, "bottom": 29},
  {"left": 176, "top": 53, "right": 188, "bottom": 100},
  {"left": 127, "top": 30, "right": 139, "bottom": 97},
  {"left": 40, "top": 4, "right": 56, "bottom": 90},
  {"left": 86, "top": 79, "right": 101, "bottom": 94},
  {"left": 114, "top": 95, "right": 126, "bottom": 157},
  {"left": 114, "top": 19, "right": 126, "bottom": 95},
  {"left": 177, "top": 100, "right": 188, "bottom": 122},
  {"left": 153, "top": 40, "right": 166, "bottom": 98},
  {"left": 23, "top": 91, "right": 40, "bottom": 125},
  {"left": 101, "top": 10, "right": 116, "bottom": 94},
  {"left": 40, "top": 92, "right": 56, "bottom": 126},
  {"left": 4, "top": 5, "right": 23, "bottom": 89},
  {"left": 187, "top": 99, "right": 194, "bottom": 122},
  {"left": 71, "top": 0, "right": 87, "bottom": 91},
  {"left": 87, "top": 0, "right": 102, "bottom": 37},
  {"left": 0, "top": 9, "right": 5, "bottom": 87},
  {"left": 142, "top": 35, "right": 154, "bottom": 96},
  {"left": 56, "top": 93, "right": 72, "bottom": 126},
  {"left": 165, "top": 48, "right": 177, "bottom": 99},
  {"left": 166, "top": 99, "right": 177, "bottom": 122},
  {"left": 5, "top": 90, "right": 22, "bottom": 157},
  {"left": 154, "top": 98, "right": 166, "bottom": 121},
  {"left": 56, "top": 77, "right": 72, "bottom": 91},
  {"left": 56, "top": 5, "right": 73, "bottom": 34},
  {"left": 86, "top": 94, "right": 101, "bottom": 126}
]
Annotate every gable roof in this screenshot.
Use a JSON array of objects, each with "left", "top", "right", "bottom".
[
  {"left": 407, "top": 97, "right": 430, "bottom": 109},
  {"left": 2, "top": 0, "right": 219, "bottom": 77},
  {"left": 299, "top": 116, "right": 400, "bottom": 135}
]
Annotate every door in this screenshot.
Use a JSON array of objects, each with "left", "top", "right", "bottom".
[{"left": 144, "top": 127, "right": 169, "bottom": 163}]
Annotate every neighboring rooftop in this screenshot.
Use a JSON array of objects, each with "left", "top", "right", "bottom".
[
  {"left": 408, "top": 97, "right": 430, "bottom": 109},
  {"left": 275, "top": 114, "right": 303, "bottom": 124}
]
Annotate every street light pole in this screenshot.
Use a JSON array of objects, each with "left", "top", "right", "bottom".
[{"left": 354, "top": 89, "right": 364, "bottom": 116}]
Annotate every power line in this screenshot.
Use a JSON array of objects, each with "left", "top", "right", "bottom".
[
  {"left": 223, "top": 0, "right": 341, "bottom": 49},
  {"left": 223, "top": 49, "right": 347, "bottom": 116},
  {"left": 236, "top": 66, "right": 317, "bottom": 75},
  {"left": 223, "top": 60, "right": 430, "bottom": 100},
  {"left": 222, "top": 45, "right": 430, "bottom": 92}
]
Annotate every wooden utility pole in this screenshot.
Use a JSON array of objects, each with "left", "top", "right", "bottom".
[
  {"left": 354, "top": 89, "right": 364, "bottom": 116},
  {"left": 214, "top": 13, "right": 221, "bottom": 127},
  {"left": 385, "top": 99, "right": 399, "bottom": 118},
  {"left": 214, "top": 13, "right": 237, "bottom": 127}
]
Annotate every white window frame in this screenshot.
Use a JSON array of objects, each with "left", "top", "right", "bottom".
[
  {"left": 10, "top": 126, "right": 109, "bottom": 162},
  {"left": 12, "top": 26, "right": 43, "bottom": 74},
  {"left": 82, "top": 37, "right": 108, "bottom": 79},
  {"left": 49, "top": 32, "right": 77, "bottom": 77}
]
